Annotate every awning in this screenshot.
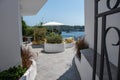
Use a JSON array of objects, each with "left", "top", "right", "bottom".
[{"left": 21, "top": 0, "right": 47, "bottom": 16}]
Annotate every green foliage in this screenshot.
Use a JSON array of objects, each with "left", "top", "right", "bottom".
[
  {"left": 22, "top": 20, "right": 27, "bottom": 36},
  {"left": 46, "top": 32, "right": 63, "bottom": 44},
  {"left": 34, "top": 25, "right": 44, "bottom": 28},
  {"left": 46, "top": 28, "right": 61, "bottom": 35},
  {"left": 0, "top": 65, "right": 27, "bottom": 80},
  {"left": 25, "top": 27, "right": 34, "bottom": 37},
  {"left": 33, "top": 28, "right": 47, "bottom": 44},
  {"left": 22, "top": 20, "right": 34, "bottom": 37}
]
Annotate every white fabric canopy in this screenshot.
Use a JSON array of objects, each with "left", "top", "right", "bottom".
[{"left": 42, "top": 22, "right": 64, "bottom": 26}]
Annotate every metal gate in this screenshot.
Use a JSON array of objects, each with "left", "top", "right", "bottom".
[{"left": 92, "top": 0, "right": 120, "bottom": 80}]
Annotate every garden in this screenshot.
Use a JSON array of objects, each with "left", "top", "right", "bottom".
[
  {"left": 21, "top": 20, "right": 76, "bottom": 53},
  {"left": 0, "top": 20, "right": 88, "bottom": 80},
  {"left": 0, "top": 46, "right": 36, "bottom": 80}
]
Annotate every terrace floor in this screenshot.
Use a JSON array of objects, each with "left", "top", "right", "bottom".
[{"left": 32, "top": 46, "right": 81, "bottom": 80}]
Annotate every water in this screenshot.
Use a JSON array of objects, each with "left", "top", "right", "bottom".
[{"left": 61, "top": 31, "right": 85, "bottom": 40}]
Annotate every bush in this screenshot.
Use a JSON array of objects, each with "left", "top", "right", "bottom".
[
  {"left": 64, "top": 37, "right": 74, "bottom": 43},
  {"left": 21, "top": 47, "right": 33, "bottom": 69},
  {"left": 22, "top": 20, "right": 34, "bottom": 37},
  {"left": 25, "top": 27, "right": 34, "bottom": 37},
  {"left": 33, "top": 28, "right": 47, "bottom": 44},
  {"left": 46, "top": 32, "right": 63, "bottom": 44},
  {"left": 22, "top": 20, "right": 27, "bottom": 36},
  {"left": 32, "top": 40, "right": 45, "bottom": 45},
  {"left": 75, "top": 38, "right": 88, "bottom": 60},
  {"left": 0, "top": 65, "right": 27, "bottom": 80}
]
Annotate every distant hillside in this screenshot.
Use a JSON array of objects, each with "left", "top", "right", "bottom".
[{"left": 44, "top": 25, "right": 84, "bottom": 32}]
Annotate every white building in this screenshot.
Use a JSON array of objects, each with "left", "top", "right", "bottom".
[
  {"left": 85, "top": 0, "right": 120, "bottom": 67},
  {"left": 75, "top": 0, "right": 120, "bottom": 80},
  {"left": 0, "top": 0, "right": 119, "bottom": 80},
  {"left": 0, "top": 0, "right": 47, "bottom": 71}
]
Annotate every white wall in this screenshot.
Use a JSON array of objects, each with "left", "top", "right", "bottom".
[
  {"left": 85, "top": 0, "right": 120, "bottom": 66},
  {"left": 84, "top": 0, "right": 94, "bottom": 49},
  {"left": 0, "top": 0, "right": 22, "bottom": 71},
  {"left": 75, "top": 54, "right": 99, "bottom": 80}
]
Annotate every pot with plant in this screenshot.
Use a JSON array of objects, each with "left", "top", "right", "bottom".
[
  {"left": 32, "top": 28, "right": 47, "bottom": 45},
  {"left": 44, "top": 32, "right": 65, "bottom": 52},
  {"left": 0, "top": 65, "right": 27, "bottom": 80},
  {"left": 75, "top": 38, "right": 88, "bottom": 60},
  {"left": 64, "top": 37, "right": 75, "bottom": 48},
  {"left": 20, "top": 46, "right": 37, "bottom": 80},
  {"left": 0, "top": 47, "right": 36, "bottom": 80}
]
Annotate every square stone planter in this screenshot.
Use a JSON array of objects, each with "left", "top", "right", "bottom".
[{"left": 44, "top": 43, "right": 65, "bottom": 53}]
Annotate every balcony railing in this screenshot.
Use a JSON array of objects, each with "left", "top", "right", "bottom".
[{"left": 93, "top": 0, "right": 120, "bottom": 80}]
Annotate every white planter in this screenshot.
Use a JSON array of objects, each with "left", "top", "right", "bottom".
[
  {"left": 44, "top": 43, "right": 65, "bottom": 52},
  {"left": 19, "top": 59, "right": 37, "bottom": 80},
  {"left": 75, "top": 54, "right": 99, "bottom": 80},
  {"left": 65, "top": 42, "right": 74, "bottom": 48}
]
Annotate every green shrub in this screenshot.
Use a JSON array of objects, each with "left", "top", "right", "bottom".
[
  {"left": 46, "top": 32, "right": 63, "bottom": 44},
  {"left": 25, "top": 27, "right": 34, "bottom": 37},
  {"left": 0, "top": 65, "right": 27, "bottom": 80},
  {"left": 22, "top": 20, "right": 34, "bottom": 37},
  {"left": 22, "top": 20, "right": 27, "bottom": 36},
  {"left": 33, "top": 28, "right": 47, "bottom": 44}
]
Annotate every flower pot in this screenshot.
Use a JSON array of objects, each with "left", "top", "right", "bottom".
[
  {"left": 44, "top": 43, "right": 65, "bottom": 52},
  {"left": 65, "top": 42, "right": 74, "bottom": 48},
  {"left": 19, "top": 59, "right": 37, "bottom": 80}
]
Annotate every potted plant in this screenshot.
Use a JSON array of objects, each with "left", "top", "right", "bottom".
[
  {"left": 32, "top": 28, "right": 47, "bottom": 48},
  {"left": 64, "top": 37, "right": 74, "bottom": 48},
  {"left": 75, "top": 38, "right": 88, "bottom": 60},
  {"left": 0, "top": 47, "right": 37, "bottom": 80},
  {"left": 0, "top": 65, "right": 27, "bottom": 80},
  {"left": 44, "top": 32, "right": 65, "bottom": 52},
  {"left": 20, "top": 46, "right": 37, "bottom": 80}
]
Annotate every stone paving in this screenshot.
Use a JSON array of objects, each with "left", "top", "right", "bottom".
[{"left": 32, "top": 46, "right": 81, "bottom": 80}]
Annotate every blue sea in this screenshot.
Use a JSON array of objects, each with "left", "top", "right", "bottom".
[{"left": 61, "top": 31, "right": 85, "bottom": 40}]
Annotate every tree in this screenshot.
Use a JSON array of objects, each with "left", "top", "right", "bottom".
[
  {"left": 22, "top": 20, "right": 34, "bottom": 37},
  {"left": 22, "top": 20, "right": 27, "bottom": 36}
]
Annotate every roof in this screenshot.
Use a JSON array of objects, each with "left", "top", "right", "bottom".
[{"left": 21, "top": 0, "right": 47, "bottom": 16}]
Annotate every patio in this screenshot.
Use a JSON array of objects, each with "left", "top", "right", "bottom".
[{"left": 31, "top": 46, "right": 81, "bottom": 80}]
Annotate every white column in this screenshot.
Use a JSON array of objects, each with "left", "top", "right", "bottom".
[{"left": 0, "top": 0, "right": 22, "bottom": 71}]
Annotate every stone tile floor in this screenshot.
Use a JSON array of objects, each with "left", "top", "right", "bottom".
[{"left": 32, "top": 47, "right": 81, "bottom": 80}]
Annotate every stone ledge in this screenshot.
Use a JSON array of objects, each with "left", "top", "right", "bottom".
[{"left": 81, "top": 48, "right": 117, "bottom": 80}]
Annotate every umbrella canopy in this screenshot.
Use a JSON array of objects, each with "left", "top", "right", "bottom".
[
  {"left": 42, "top": 22, "right": 64, "bottom": 26},
  {"left": 42, "top": 22, "right": 64, "bottom": 33}
]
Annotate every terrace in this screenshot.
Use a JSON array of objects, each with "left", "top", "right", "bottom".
[
  {"left": 0, "top": 0, "right": 120, "bottom": 80},
  {"left": 30, "top": 45, "right": 80, "bottom": 80}
]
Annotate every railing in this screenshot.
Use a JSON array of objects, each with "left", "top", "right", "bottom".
[{"left": 92, "top": 0, "right": 120, "bottom": 80}]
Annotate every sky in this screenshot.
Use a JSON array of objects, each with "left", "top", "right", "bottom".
[{"left": 23, "top": 0, "right": 84, "bottom": 26}]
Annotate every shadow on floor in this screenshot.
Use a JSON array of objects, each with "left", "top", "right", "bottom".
[
  {"left": 57, "top": 58, "right": 81, "bottom": 80},
  {"left": 41, "top": 50, "right": 64, "bottom": 54},
  {"left": 32, "top": 44, "right": 44, "bottom": 48}
]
